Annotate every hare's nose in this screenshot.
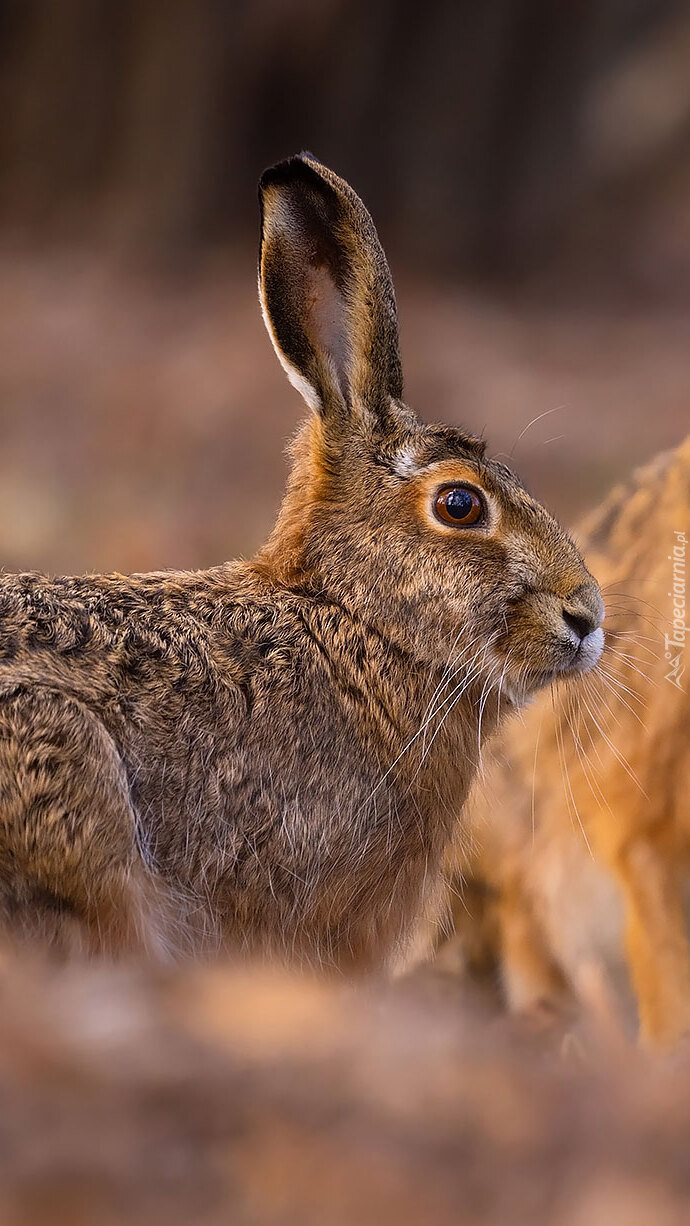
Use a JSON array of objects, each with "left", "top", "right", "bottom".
[
  {"left": 562, "top": 607, "right": 597, "bottom": 641},
  {"left": 562, "top": 589, "right": 603, "bottom": 641}
]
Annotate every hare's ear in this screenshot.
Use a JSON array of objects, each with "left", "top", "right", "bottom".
[{"left": 258, "top": 154, "right": 402, "bottom": 427}]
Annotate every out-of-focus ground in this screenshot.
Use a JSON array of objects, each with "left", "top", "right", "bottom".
[
  {"left": 1, "top": 244, "right": 687, "bottom": 576},
  {"left": 0, "top": 953, "right": 689, "bottom": 1226}
]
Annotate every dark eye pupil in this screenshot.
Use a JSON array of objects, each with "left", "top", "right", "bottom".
[{"left": 444, "top": 488, "right": 474, "bottom": 520}]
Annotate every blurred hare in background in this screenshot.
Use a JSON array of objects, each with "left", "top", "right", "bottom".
[
  {"left": 442, "top": 438, "right": 690, "bottom": 1045},
  {"left": 0, "top": 154, "right": 603, "bottom": 966}
]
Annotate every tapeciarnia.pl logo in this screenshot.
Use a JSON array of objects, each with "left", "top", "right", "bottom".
[{"left": 665, "top": 530, "right": 687, "bottom": 691}]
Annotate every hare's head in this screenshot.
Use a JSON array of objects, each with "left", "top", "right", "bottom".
[{"left": 257, "top": 154, "right": 603, "bottom": 704}]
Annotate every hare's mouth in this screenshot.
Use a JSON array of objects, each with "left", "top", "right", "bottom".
[
  {"left": 498, "top": 626, "right": 605, "bottom": 709},
  {"left": 566, "top": 626, "right": 605, "bottom": 673}
]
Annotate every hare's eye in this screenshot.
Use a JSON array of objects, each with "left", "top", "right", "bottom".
[{"left": 434, "top": 485, "right": 485, "bottom": 527}]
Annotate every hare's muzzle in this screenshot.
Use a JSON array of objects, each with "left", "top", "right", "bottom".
[
  {"left": 495, "top": 579, "right": 605, "bottom": 706},
  {"left": 560, "top": 583, "right": 605, "bottom": 675}
]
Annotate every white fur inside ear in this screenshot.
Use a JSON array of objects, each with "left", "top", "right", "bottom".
[{"left": 258, "top": 273, "right": 322, "bottom": 412}]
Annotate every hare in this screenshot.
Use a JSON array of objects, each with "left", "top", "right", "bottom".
[
  {"left": 0, "top": 154, "right": 603, "bottom": 967},
  {"left": 445, "top": 437, "right": 690, "bottom": 1044}
]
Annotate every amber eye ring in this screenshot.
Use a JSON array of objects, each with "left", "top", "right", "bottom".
[{"left": 434, "top": 484, "right": 485, "bottom": 527}]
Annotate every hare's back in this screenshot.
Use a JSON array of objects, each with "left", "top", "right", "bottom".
[
  {"left": 0, "top": 567, "right": 279, "bottom": 796},
  {"left": 0, "top": 567, "right": 291, "bottom": 711}
]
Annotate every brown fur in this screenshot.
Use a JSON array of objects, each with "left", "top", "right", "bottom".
[
  {"left": 0, "top": 155, "right": 602, "bottom": 967},
  {"left": 445, "top": 438, "right": 690, "bottom": 1044}
]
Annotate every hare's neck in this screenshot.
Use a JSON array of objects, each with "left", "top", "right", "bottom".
[
  {"left": 313, "top": 602, "right": 501, "bottom": 810},
  {"left": 396, "top": 656, "right": 502, "bottom": 814},
  {"left": 248, "top": 552, "right": 502, "bottom": 807}
]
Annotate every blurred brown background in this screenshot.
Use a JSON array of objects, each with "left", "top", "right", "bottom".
[{"left": 1, "top": 0, "right": 689, "bottom": 575}]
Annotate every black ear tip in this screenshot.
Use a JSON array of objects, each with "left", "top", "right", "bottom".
[{"left": 258, "top": 152, "right": 326, "bottom": 197}]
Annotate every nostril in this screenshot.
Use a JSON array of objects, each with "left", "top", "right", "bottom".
[{"left": 562, "top": 607, "right": 598, "bottom": 641}]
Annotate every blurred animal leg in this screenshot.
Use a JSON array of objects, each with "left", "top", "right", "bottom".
[
  {"left": 615, "top": 839, "right": 690, "bottom": 1046},
  {"left": 499, "top": 878, "right": 569, "bottom": 1016}
]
